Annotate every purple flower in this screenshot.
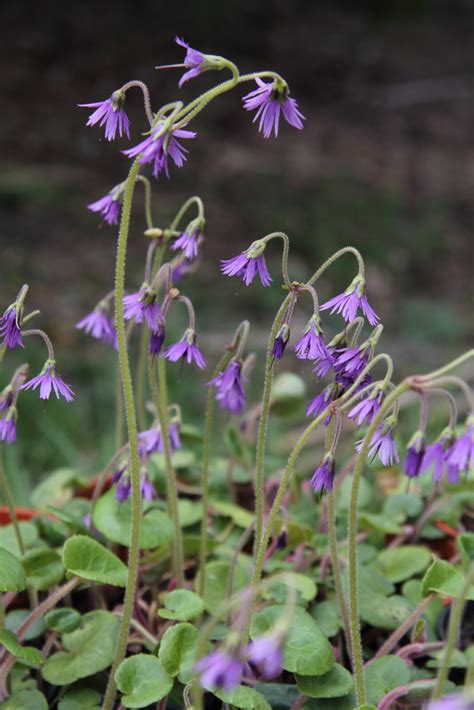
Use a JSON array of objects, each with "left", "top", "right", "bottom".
[
  {"left": 123, "top": 287, "right": 162, "bottom": 331},
  {"left": 0, "top": 414, "right": 16, "bottom": 444},
  {"left": 421, "top": 433, "right": 452, "bottom": 482},
  {"left": 358, "top": 425, "right": 399, "bottom": 466},
  {"left": 311, "top": 455, "right": 335, "bottom": 494},
  {"left": 272, "top": 324, "right": 290, "bottom": 360},
  {"left": 313, "top": 348, "right": 335, "bottom": 378},
  {"left": 334, "top": 345, "right": 370, "bottom": 379},
  {"left": 175, "top": 37, "right": 206, "bottom": 86},
  {"left": 320, "top": 276, "right": 379, "bottom": 326},
  {"left": 221, "top": 240, "right": 272, "bottom": 287},
  {"left": 87, "top": 192, "right": 122, "bottom": 226},
  {"left": 115, "top": 475, "right": 131, "bottom": 502},
  {"left": 447, "top": 420, "right": 474, "bottom": 477},
  {"left": 293, "top": 320, "right": 330, "bottom": 362},
  {"left": 208, "top": 360, "right": 246, "bottom": 415},
  {"left": 149, "top": 323, "right": 166, "bottom": 356},
  {"left": 348, "top": 388, "right": 383, "bottom": 426},
  {"left": 171, "top": 223, "right": 201, "bottom": 260},
  {"left": 76, "top": 306, "right": 117, "bottom": 348},
  {"left": 123, "top": 123, "right": 196, "bottom": 179},
  {"left": 138, "top": 422, "right": 181, "bottom": 456},
  {"left": 0, "top": 307, "right": 23, "bottom": 349},
  {"left": 306, "top": 383, "right": 338, "bottom": 422},
  {"left": 0, "top": 390, "right": 13, "bottom": 412},
  {"left": 246, "top": 636, "right": 283, "bottom": 679},
  {"left": 21, "top": 360, "right": 74, "bottom": 402},
  {"left": 164, "top": 328, "right": 206, "bottom": 369},
  {"left": 404, "top": 431, "right": 426, "bottom": 478},
  {"left": 79, "top": 92, "right": 130, "bottom": 141},
  {"left": 428, "top": 694, "right": 474, "bottom": 710},
  {"left": 140, "top": 473, "right": 156, "bottom": 501},
  {"left": 195, "top": 649, "right": 243, "bottom": 691},
  {"left": 242, "top": 78, "right": 305, "bottom": 139}
]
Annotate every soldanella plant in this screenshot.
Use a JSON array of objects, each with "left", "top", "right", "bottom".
[{"left": 0, "top": 37, "right": 473, "bottom": 710}]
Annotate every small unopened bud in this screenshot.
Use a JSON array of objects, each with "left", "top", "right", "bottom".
[{"left": 144, "top": 227, "right": 163, "bottom": 239}]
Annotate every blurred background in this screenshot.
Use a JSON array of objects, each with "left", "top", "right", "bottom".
[{"left": 1, "top": 0, "right": 473, "bottom": 498}]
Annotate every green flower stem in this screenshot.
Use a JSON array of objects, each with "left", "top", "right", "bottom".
[
  {"left": 327, "top": 490, "right": 351, "bottom": 657},
  {"left": 102, "top": 158, "right": 143, "bottom": 710},
  {"left": 151, "top": 356, "right": 185, "bottom": 587},
  {"left": 198, "top": 351, "right": 233, "bottom": 597},
  {"left": 306, "top": 246, "right": 365, "bottom": 286},
  {"left": 114, "top": 365, "right": 125, "bottom": 449},
  {"left": 0, "top": 449, "right": 24, "bottom": 556},
  {"left": 424, "top": 374, "right": 474, "bottom": 413},
  {"left": 135, "top": 328, "right": 150, "bottom": 432},
  {"left": 169, "top": 196, "right": 204, "bottom": 232},
  {"left": 261, "top": 232, "right": 291, "bottom": 289},
  {"left": 416, "top": 349, "right": 474, "bottom": 382},
  {"left": 253, "top": 294, "right": 292, "bottom": 553},
  {"left": 0, "top": 596, "right": 4, "bottom": 631},
  {"left": 432, "top": 565, "right": 474, "bottom": 700},
  {"left": 347, "top": 381, "right": 409, "bottom": 704},
  {"left": 136, "top": 175, "right": 154, "bottom": 229}
]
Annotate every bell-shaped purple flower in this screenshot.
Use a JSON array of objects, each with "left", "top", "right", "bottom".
[
  {"left": 140, "top": 473, "right": 156, "bottom": 501},
  {"left": 447, "top": 418, "right": 474, "bottom": 478},
  {"left": 421, "top": 432, "right": 453, "bottom": 482},
  {"left": 272, "top": 324, "right": 290, "bottom": 360},
  {"left": 123, "top": 123, "right": 196, "bottom": 179},
  {"left": 115, "top": 475, "right": 132, "bottom": 502},
  {"left": 171, "top": 221, "right": 202, "bottom": 260},
  {"left": 175, "top": 37, "right": 206, "bottom": 86},
  {"left": 0, "top": 307, "right": 23, "bottom": 349},
  {"left": 87, "top": 192, "right": 122, "bottom": 226},
  {"left": 334, "top": 344, "right": 370, "bottom": 379},
  {"left": 208, "top": 360, "right": 247, "bottom": 415},
  {"left": 79, "top": 91, "right": 130, "bottom": 141},
  {"left": 123, "top": 286, "right": 162, "bottom": 331},
  {"left": 348, "top": 388, "right": 384, "bottom": 426},
  {"left": 358, "top": 423, "right": 399, "bottom": 466},
  {"left": 311, "top": 454, "right": 335, "bottom": 494},
  {"left": 293, "top": 319, "right": 330, "bottom": 362},
  {"left": 306, "top": 383, "right": 338, "bottom": 423},
  {"left": 0, "top": 411, "right": 16, "bottom": 444},
  {"left": 195, "top": 649, "right": 243, "bottom": 691},
  {"left": 242, "top": 78, "right": 305, "bottom": 139},
  {"left": 149, "top": 323, "right": 166, "bottom": 356},
  {"left": 221, "top": 240, "right": 272, "bottom": 287},
  {"left": 21, "top": 360, "right": 74, "bottom": 402},
  {"left": 76, "top": 305, "right": 117, "bottom": 348},
  {"left": 404, "top": 431, "right": 426, "bottom": 478},
  {"left": 428, "top": 694, "right": 474, "bottom": 710},
  {"left": 138, "top": 421, "right": 181, "bottom": 456},
  {"left": 320, "top": 275, "right": 379, "bottom": 326},
  {"left": 164, "top": 328, "right": 206, "bottom": 369},
  {"left": 246, "top": 635, "right": 283, "bottom": 679}
]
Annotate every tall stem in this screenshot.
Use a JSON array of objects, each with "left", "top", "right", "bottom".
[
  {"left": 102, "top": 158, "right": 142, "bottom": 710},
  {"left": 151, "top": 357, "right": 185, "bottom": 587},
  {"left": 253, "top": 294, "right": 291, "bottom": 553},
  {"left": 0, "top": 449, "right": 24, "bottom": 556},
  {"left": 327, "top": 489, "right": 351, "bottom": 658},
  {"left": 306, "top": 246, "right": 365, "bottom": 286}
]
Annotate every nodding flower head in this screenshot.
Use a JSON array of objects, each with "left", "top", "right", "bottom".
[
  {"left": 123, "top": 286, "right": 162, "bottom": 331},
  {"left": 272, "top": 324, "right": 290, "bottom": 360},
  {"left": 164, "top": 328, "right": 206, "bottom": 369},
  {"left": 306, "top": 383, "right": 338, "bottom": 424},
  {"left": 446, "top": 416, "right": 474, "bottom": 481},
  {"left": 140, "top": 472, "right": 156, "bottom": 501},
  {"left": 79, "top": 91, "right": 130, "bottom": 141},
  {"left": 311, "top": 453, "right": 335, "bottom": 494},
  {"left": 21, "top": 360, "right": 74, "bottom": 402},
  {"left": 0, "top": 306, "right": 23, "bottom": 350},
  {"left": 87, "top": 183, "right": 124, "bottom": 225},
  {"left": 404, "top": 430, "right": 426, "bottom": 478},
  {"left": 221, "top": 240, "right": 272, "bottom": 287},
  {"left": 195, "top": 649, "right": 244, "bottom": 691},
  {"left": 149, "top": 322, "right": 166, "bottom": 356},
  {"left": 334, "top": 344, "right": 371, "bottom": 381},
  {"left": 348, "top": 387, "right": 384, "bottom": 426},
  {"left": 76, "top": 302, "right": 117, "bottom": 348},
  {"left": 421, "top": 429, "right": 454, "bottom": 483},
  {"left": 175, "top": 37, "right": 207, "bottom": 86},
  {"left": 123, "top": 122, "right": 196, "bottom": 179},
  {"left": 208, "top": 359, "right": 247, "bottom": 415},
  {"left": 138, "top": 421, "right": 181, "bottom": 457},
  {"left": 320, "top": 275, "right": 379, "bottom": 326},
  {"left": 171, "top": 219, "right": 203, "bottom": 261},
  {"left": 0, "top": 409, "right": 17, "bottom": 444},
  {"left": 357, "top": 418, "right": 399, "bottom": 466},
  {"left": 242, "top": 77, "right": 305, "bottom": 139},
  {"left": 293, "top": 317, "right": 330, "bottom": 362},
  {"left": 428, "top": 693, "right": 474, "bottom": 710},
  {"left": 246, "top": 634, "right": 283, "bottom": 680}
]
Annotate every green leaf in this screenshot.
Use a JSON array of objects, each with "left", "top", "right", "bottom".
[
  {"left": 0, "top": 629, "right": 43, "bottom": 667},
  {"left": 195, "top": 560, "right": 249, "bottom": 613},
  {"left": 5, "top": 609, "right": 45, "bottom": 641},
  {"left": 213, "top": 685, "right": 271, "bottom": 709},
  {"left": 58, "top": 686, "right": 101, "bottom": 709},
  {"left": 421, "top": 557, "right": 474, "bottom": 599},
  {"left": 62, "top": 535, "right": 127, "bottom": 587},
  {"left": 178, "top": 499, "right": 203, "bottom": 527},
  {"left": 250, "top": 605, "right": 334, "bottom": 676},
  {"left": 270, "top": 373, "right": 306, "bottom": 416},
  {"left": 359, "top": 512, "right": 403, "bottom": 534},
  {"left": 41, "top": 610, "right": 120, "bottom": 685},
  {"left": 46, "top": 505, "right": 90, "bottom": 535},
  {"left": 23, "top": 548, "right": 64, "bottom": 590},
  {"left": 92, "top": 489, "right": 174, "bottom": 549},
  {"left": 263, "top": 573, "right": 317, "bottom": 605},
  {"left": 44, "top": 608, "right": 81, "bottom": 634},
  {"left": 209, "top": 499, "right": 254, "bottom": 528},
  {"left": 115, "top": 654, "right": 172, "bottom": 708},
  {"left": 31, "top": 468, "right": 79, "bottom": 508},
  {"left": 158, "top": 589, "right": 204, "bottom": 621},
  {"left": 361, "top": 594, "right": 415, "bottom": 631},
  {"left": 0, "top": 547, "right": 26, "bottom": 591},
  {"left": 383, "top": 493, "right": 423, "bottom": 522},
  {"left": 296, "top": 664, "right": 354, "bottom": 698},
  {"left": 158, "top": 622, "right": 199, "bottom": 680},
  {"left": 337, "top": 477, "right": 373, "bottom": 513},
  {"left": 0, "top": 689, "right": 48, "bottom": 709},
  {"left": 0, "top": 522, "right": 38, "bottom": 558},
  {"left": 253, "top": 684, "right": 300, "bottom": 709},
  {"left": 376, "top": 546, "right": 431, "bottom": 583},
  {"left": 311, "top": 600, "right": 342, "bottom": 638},
  {"left": 458, "top": 533, "right": 474, "bottom": 568},
  {"left": 364, "top": 656, "right": 410, "bottom": 706}
]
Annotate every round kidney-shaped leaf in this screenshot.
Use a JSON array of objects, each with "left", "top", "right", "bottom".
[
  {"left": 422, "top": 557, "right": 474, "bottom": 600},
  {"left": 57, "top": 686, "right": 102, "bottom": 709},
  {"left": 62, "top": 535, "right": 127, "bottom": 587},
  {"left": 213, "top": 686, "right": 271, "bottom": 709},
  {"left": 115, "top": 654, "right": 172, "bottom": 708},
  {"left": 377, "top": 546, "right": 431, "bottom": 583},
  {"left": 0, "top": 547, "right": 26, "bottom": 592},
  {"left": 158, "top": 589, "right": 204, "bottom": 621},
  {"left": 23, "top": 548, "right": 64, "bottom": 591},
  {"left": 0, "top": 629, "right": 43, "bottom": 667},
  {"left": 158, "top": 622, "right": 199, "bottom": 681},
  {"left": 364, "top": 656, "right": 410, "bottom": 706},
  {"left": 194, "top": 560, "right": 249, "bottom": 613},
  {"left": 0, "top": 689, "right": 48, "bottom": 709},
  {"left": 44, "top": 608, "right": 81, "bottom": 634},
  {"left": 296, "top": 664, "right": 354, "bottom": 698}
]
